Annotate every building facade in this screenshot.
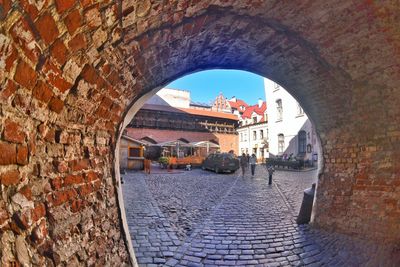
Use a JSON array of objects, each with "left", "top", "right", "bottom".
[
  {"left": 125, "top": 88, "right": 239, "bottom": 155},
  {"left": 236, "top": 99, "right": 268, "bottom": 160},
  {"left": 264, "top": 79, "right": 320, "bottom": 163}
]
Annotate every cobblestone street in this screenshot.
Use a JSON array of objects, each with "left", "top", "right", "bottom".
[{"left": 122, "top": 166, "right": 396, "bottom": 266}]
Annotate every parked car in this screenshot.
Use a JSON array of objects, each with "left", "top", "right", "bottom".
[{"left": 202, "top": 153, "right": 240, "bottom": 173}]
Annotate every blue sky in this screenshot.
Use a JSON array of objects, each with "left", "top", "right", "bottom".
[{"left": 167, "top": 70, "right": 265, "bottom": 105}]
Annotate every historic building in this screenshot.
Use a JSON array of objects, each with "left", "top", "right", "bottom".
[
  {"left": 210, "top": 93, "right": 268, "bottom": 160},
  {"left": 264, "top": 79, "right": 320, "bottom": 164},
  {"left": 125, "top": 88, "right": 239, "bottom": 154},
  {"left": 237, "top": 99, "right": 268, "bottom": 160}
]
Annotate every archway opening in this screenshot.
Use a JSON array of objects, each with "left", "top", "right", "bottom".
[{"left": 116, "top": 69, "right": 323, "bottom": 265}]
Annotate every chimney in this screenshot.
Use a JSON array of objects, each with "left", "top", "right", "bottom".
[{"left": 258, "top": 98, "right": 263, "bottom": 108}]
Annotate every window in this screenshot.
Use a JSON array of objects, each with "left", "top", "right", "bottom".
[
  {"left": 307, "top": 144, "right": 312, "bottom": 153},
  {"left": 278, "top": 134, "right": 284, "bottom": 154},
  {"left": 260, "top": 149, "right": 264, "bottom": 159},
  {"left": 129, "top": 147, "right": 141, "bottom": 157},
  {"left": 260, "top": 130, "right": 264, "bottom": 139},
  {"left": 298, "top": 131, "right": 306, "bottom": 154},
  {"left": 253, "top": 117, "right": 257, "bottom": 123},
  {"left": 276, "top": 99, "right": 283, "bottom": 121},
  {"left": 296, "top": 102, "right": 304, "bottom": 116},
  {"left": 253, "top": 148, "right": 257, "bottom": 155},
  {"left": 253, "top": 131, "right": 257, "bottom": 140}
]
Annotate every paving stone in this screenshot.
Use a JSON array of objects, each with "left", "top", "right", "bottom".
[{"left": 123, "top": 169, "right": 388, "bottom": 266}]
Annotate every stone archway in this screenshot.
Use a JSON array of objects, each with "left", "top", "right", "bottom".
[{"left": 0, "top": 1, "right": 399, "bottom": 265}]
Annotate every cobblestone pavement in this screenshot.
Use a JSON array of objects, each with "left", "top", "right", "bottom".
[
  {"left": 272, "top": 169, "right": 318, "bottom": 214},
  {"left": 122, "top": 165, "right": 397, "bottom": 266}
]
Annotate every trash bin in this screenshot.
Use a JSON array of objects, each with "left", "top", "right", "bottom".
[{"left": 297, "top": 183, "right": 316, "bottom": 224}]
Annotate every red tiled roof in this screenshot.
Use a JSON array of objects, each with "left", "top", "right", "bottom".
[
  {"left": 141, "top": 104, "right": 238, "bottom": 120},
  {"left": 241, "top": 101, "right": 267, "bottom": 119},
  {"left": 228, "top": 99, "right": 249, "bottom": 110}
]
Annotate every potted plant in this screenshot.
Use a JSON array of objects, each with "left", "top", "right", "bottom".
[{"left": 158, "top": 157, "right": 169, "bottom": 169}]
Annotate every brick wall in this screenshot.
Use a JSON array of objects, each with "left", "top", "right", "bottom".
[{"left": 0, "top": 0, "right": 399, "bottom": 265}]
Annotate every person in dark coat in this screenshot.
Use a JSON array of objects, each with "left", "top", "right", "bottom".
[{"left": 240, "top": 153, "right": 248, "bottom": 177}]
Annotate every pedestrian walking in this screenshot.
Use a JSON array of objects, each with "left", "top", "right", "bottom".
[
  {"left": 246, "top": 153, "right": 250, "bottom": 163},
  {"left": 240, "top": 153, "right": 248, "bottom": 177},
  {"left": 250, "top": 154, "right": 257, "bottom": 176},
  {"left": 267, "top": 164, "right": 275, "bottom": 185}
]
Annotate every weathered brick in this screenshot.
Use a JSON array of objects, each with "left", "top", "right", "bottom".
[
  {"left": 81, "top": 64, "right": 100, "bottom": 84},
  {"left": 0, "top": 141, "right": 17, "bottom": 165},
  {"left": 14, "top": 60, "right": 37, "bottom": 90},
  {"left": 55, "top": 0, "right": 75, "bottom": 14},
  {"left": 48, "top": 189, "right": 77, "bottom": 207},
  {"left": 0, "top": 0, "right": 12, "bottom": 19},
  {"left": 9, "top": 18, "right": 40, "bottom": 62},
  {"left": 42, "top": 127, "right": 56, "bottom": 143},
  {"left": 0, "top": 80, "right": 17, "bottom": 100},
  {"left": 51, "top": 177, "right": 63, "bottom": 190},
  {"left": 31, "top": 203, "right": 46, "bottom": 222},
  {"left": 32, "top": 81, "right": 54, "bottom": 103},
  {"left": 17, "top": 145, "right": 29, "bottom": 165},
  {"left": 19, "top": 0, "right": 49, "bottom": 19},
  {"left": 3, "top": 119, "right": 26, "bottom": 143},
  {"left": 78, "top": 183, "right": 93, "bottom": 196},
  {"left": 48, "top": 97, "right": 64, "bottom": 114},
  {"left": 64, "top": 9, "right": 82, "bottom": 35},
  {"left": 35, "top": 12, "right": 60, "bottom": 45},
  {"left": 70, "top": 199, "right": 85, "bottom": 213},
  {"left": 92, "top": 180, "right": 101, "bottom": 191},
  {"left": 12, "top": 209, "right": 31, "bottom": 230},
  {"left": 85, "top": 7, "right": 102, "bottom": 29},
  {"left": 80, "top": 0, "right": 92, "bottom": 8},
  {"left": 70, "top": 159, "right": 90, "bottom": 172},
  {"left": 64, "top": 174, "right": 84, "bottom": 187},
  {"left": 0, "top": 169, "right": 20, "bottom": 186},
  {"left": 19, "top": 185, "right": 33, "bottom": 200},
  {"left": 85, "top": 171, "right": 98, "bottom": 182},
  {"left": 50, "top": 40, "right": 68, "bottom": 66},
  {"left": 42, "top": 59, "right": 72, "bottom": 93},
  {"left": 54, "top": 161, "right": 69, "bottom": 173},
  {"left": 68, "top": 33, "right": 87, "bottom": 52},
  {"left": 0, "top": 201, "right": 9, "bottom": 225}
]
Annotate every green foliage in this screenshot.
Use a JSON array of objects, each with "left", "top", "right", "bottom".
[{"left": 158, "top": 157, "right": 169, "bottom": 165}]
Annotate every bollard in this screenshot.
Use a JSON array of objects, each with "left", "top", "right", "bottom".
[{"left": 297, "top": 183, "right": 316, "bottom": 224}]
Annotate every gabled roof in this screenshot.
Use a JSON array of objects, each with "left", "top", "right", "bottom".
[
  {"left": 241, "top": 101, "right": 267, "bottom": 119},
  {"left": 228, "top": 99, "right": 249, "bottom": 110}
]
